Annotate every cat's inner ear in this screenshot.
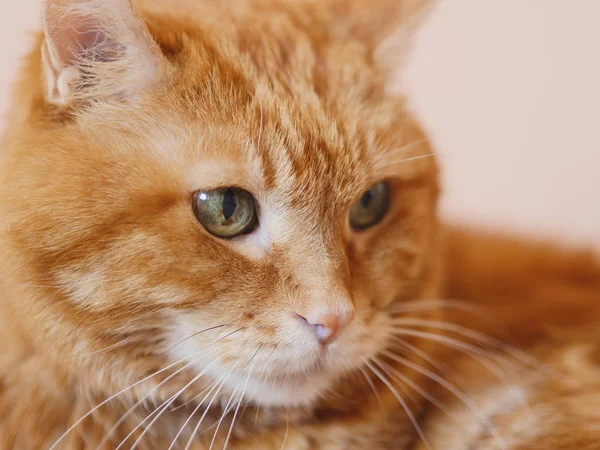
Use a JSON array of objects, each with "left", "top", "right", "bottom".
[{"left": 42, "top": 0, "right": 166, "bottom": 105}]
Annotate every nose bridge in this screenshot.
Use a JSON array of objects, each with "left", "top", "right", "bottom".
[
  {"left": 282, "top": 230, "right": 355, "bottom": 344},
  {"left": 292, "top": 248, "right": 355, "bottom": 321},
  {"left": 306, "top": 225, "right": 351, "bottom": 284},
  {"left": 308, "top": 269, "right": 353, "bottom": 313},
  {"left": 293, "top": 228, "right": 352, "bottom": 297}
]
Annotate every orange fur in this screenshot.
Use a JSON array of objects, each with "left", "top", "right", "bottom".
[{"left": 0, "top": 0, "right": 598, "bottom": 449}]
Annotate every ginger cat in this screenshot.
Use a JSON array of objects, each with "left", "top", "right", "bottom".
[{"left": 0, "top": 0, "right": 598, "bottom": 449}]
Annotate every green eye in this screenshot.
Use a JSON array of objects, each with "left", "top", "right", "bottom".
[
  {"left": 193, "top": 187, "right": 258, "bottom": 238},
  {"left": 349, "top": 182, "right": 390, "bottom": 230}
]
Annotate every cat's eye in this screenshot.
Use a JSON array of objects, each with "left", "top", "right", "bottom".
[
  {"left": 349, "top": 182, "right": 390, "bottom": 230},
  {"left": 193, "top": 187, "right": 258, "bottom": 238}
]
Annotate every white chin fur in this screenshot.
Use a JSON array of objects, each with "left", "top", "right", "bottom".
[
  {"left": 209, "top": 368, "right": 332, "bottom": 407},
  {"left": 167, "top": 312, "right": 391, "bottom": 408}
]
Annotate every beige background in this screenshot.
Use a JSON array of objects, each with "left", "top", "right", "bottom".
[{"left": 1, "top": 1, "right": 599, "bottom": 248}]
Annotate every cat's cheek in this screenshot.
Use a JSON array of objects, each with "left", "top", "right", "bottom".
[{"left": 327, "top": 311, "right": 393, "bottom": 368}]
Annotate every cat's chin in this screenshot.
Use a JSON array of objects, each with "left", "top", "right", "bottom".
[{"left": 221, "top": 368, "right": 335, "bottom": 407}]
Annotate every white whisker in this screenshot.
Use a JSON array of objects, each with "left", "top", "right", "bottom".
[
  {"left": 51, "top": 324, "right": 242, "bottom": 450},
  {"left": 222, "top": 346, "right": 262, "bottom": 450},
  {"left": 255, "top": 348, "right": 277, "bottom": 426},
  {"left": 391, "top": 322, "right": 533, "bottom": 413},
  {"left": 50, "top": 356, "right": 189, "bottom": 450},
  {"left": 384, "top": 352, "right": 506, "bottom": 449},
  {"left": 359, "top": 366, "right": 386, "bottom": 417},
  {"left": 208, "top": 387, "right": 239, "bottom": 450},
  {"left": 122, "top": 359, "right": 219, "bottom": 450},
  {"left": 164, "top": 324, "right": 229, "bottom": 354},
  {"left": 105, "top": 327, "right": 243, "bottom": 449},
  {"left": 170, "top": 384, "right": 213, "bottom": 413},
  {"left": 391, "top": 317, "right": 543, "bottom": 372},
  {"left": 184, "top": 362, "right": 239, "bottom": 450},
  {"left": 365, "top": 360, "right": 432, "bottom": 450},
  {"left": 388, "top": 335, "right": 460, "bottom": 382},
  {"left": 392, "top": 327, "right": 529, "bottom": 403},
  {"left": 388, "top": 300, "right": 547, "bottom": 373},
  {"left": 96, "top": 356, "right": 216, "bottom": 449},
  {"left": 387, "top": 151, "right": 438, "bottom": 166},
  {"left": 377, "top": 355, "right": 452, "bottom": 420},
  {"left": 167, "top": 373, "right": 228, "bottom": 450},
  {"left": 372, "top": 137, "right": 431, "bottom": 167},
  {"left": 387, "top": 299, "right": 482, "bottom": 315},
  {"left": 279, "top": 411, "right": 290, "bottom": 450}
]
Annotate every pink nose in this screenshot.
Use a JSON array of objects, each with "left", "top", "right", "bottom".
[{"left": 295, "top": 310, "right": 355, "bottom": 345}]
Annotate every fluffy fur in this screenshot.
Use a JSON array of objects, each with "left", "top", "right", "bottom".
[{"left": 0, "top": 0, "right": 598, "bottom": 448}]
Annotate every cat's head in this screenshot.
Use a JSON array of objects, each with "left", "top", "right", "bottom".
[{"left": 1, "top": 0, "right": 439, "bottom": 407}]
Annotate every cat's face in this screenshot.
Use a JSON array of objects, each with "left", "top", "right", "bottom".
[{"left": 2, "top": 0, "right": 438, "bottom": 408}]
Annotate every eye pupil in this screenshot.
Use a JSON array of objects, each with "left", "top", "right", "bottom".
[
  {"left": 222, "top": 189, "right": 237, "bottom": 221},
  {"left": 360, "top": 191, "right": 373, "bottom": 208}
]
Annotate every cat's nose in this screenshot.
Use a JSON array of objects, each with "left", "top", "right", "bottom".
[{"left": 295, "top": 310, "right": 355, "bottom": 345}]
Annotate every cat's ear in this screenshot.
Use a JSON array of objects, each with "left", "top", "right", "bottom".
[
  {"left": 333, "top": 0, "right": 433, "bottom": 74},
  {"left": 41, "top": 0, "right": 167, "bottom": 105},
  {"left": 334, "top": 0, "right": 432, "bottom": 44}
]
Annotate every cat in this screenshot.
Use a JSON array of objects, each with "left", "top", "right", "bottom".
[{"left": 0, "top": 0, "right": 598, "bottom": 449}]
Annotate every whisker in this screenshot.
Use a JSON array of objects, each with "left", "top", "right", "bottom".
[
  {"left": 51, "top": 324, "right": 243, "bottom": 450},
  {"left": 384, "top": 352, "right": 507, "bottom": 449},
  {"left": 188, "top": 328, "right": 262, "bottom": 441},
  {"left": 365, "top": 360, "right": 432, "bottom": 450},
  {"left": 279, "top": 411, "right": 290, "bottom": 450},
  {"left": 387, "top": 298, "right": 483, "bottom": 315},
  {"left": 163, "top": 324, "right": 229, "bottom": 354},
  {"left": 185, "top": 362, "right": 239, "bottom": 450},
  {"left": 390, "top": 322, "right": 534, "bottom": 413},
  {"left": 95, "top": 357, "right": 217, "bottom": 449},
  {"left": 392, "top": 327, "right": 523, "bottom": 380},
  {"left": 373, "top": 358, "right": 419, "bottom": 407},
  {"left": 98, "top": 326, "right": 243, "bottom": 448},
  {"left": 376, "top": 355, "right": 452, "bottom": 420},
  {"left": 255, "top": 348, "right": 277, "bottom": 426},
  {"left": 386, "top": 151, "right": 438, "bottom": 166},
  {"left": 121, "top": 327, "right": 246, "bottom": 449},
  {"left": 388, "top": 335, "right": 460, "bottom": 382},
  {"left": 176, "top": 327, "right": 261, "bottom": 449},
  {"left": 50, "top": 355, "right": 190, "bottom": 450},
  {"left": 373, "top": 136, "right": 430, "bottom": 166},
  {"left": 120, "top": 359, "right": 219, "bottom": 450},
  {"left": 74, "top": 335, "right": 139, "bottom": 360},
  {"left": 222, "top": 346, "right": 262, "bottom": 450},
  {"left": 387, "top": 299, "right": 547, "bottom": 373},
  {"left": 198, "top": 345, "right": 263, "bottom": 443},
  {"left": 169, "top": 384, "right": 213, "bottom": 413},
  {"left": 208, "top": 387, "right": 239, "bottom": 450},
  {"left": 391, "top": 317, "right": 544, "bottom": 372},
  {"left": 359, "top": 366, "right": 386, "bottom": 418},
  {"left": 167, "top": 373, "right": 228, "bottom": 450}
]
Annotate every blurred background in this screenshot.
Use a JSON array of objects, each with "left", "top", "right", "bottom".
[{"left": 1, "top": 0, "right": 599, "bottom": 248}]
